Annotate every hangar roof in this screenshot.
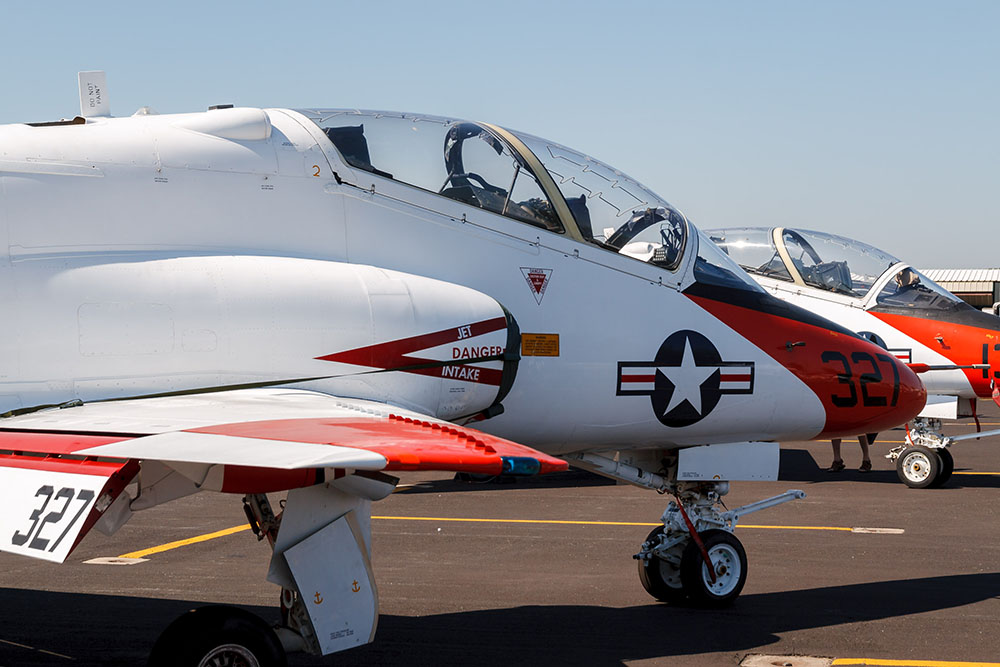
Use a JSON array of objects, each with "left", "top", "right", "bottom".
[{"left": 920, "top": 269, "right": 1000, "bottom": 284}]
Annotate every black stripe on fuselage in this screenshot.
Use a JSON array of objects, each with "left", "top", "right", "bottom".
[
  {"left": 683, "top": 282, "right": 862, "bottom": 338},
  {"left": 870, "top": 303, "right": 1000, "bottom": 330}
]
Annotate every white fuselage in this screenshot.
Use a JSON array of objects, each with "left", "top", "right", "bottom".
[{"left": 0, "top": 108, "right": 833, "bottom": 452}]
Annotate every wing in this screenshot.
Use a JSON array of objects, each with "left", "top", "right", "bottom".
[{"left": 0, "top": 388, "right": 566, "bottom": 562}]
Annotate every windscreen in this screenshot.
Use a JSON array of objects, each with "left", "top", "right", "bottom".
[
  {"left": 504, "top": 128, "right": 690, "bottom": 268},
  {"left": 706, "top": 227, "right": 791, "bottom": 281},
  {"left": 693, "top": 228, "right": 767, "bottom": 292},
  {"left": 875, "top": 267, "right": 967, "bottom": 310}
]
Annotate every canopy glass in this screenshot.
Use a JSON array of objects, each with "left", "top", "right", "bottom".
[
  {"left": 707, "top": 226, "right": 963, "bottom": 309},
  {"left": 300, "top": 109, "right": 762, "bottom": 292}
]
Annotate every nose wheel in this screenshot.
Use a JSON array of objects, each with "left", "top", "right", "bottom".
[
  {"left": 638, "top": 526, "right": 748, "bottom": 606},
  {"left": 680, "top": 529, "right": 748, "bottom": 605},
  {"left": 895, "top": 445, "right": 945, "bottom": 489},
  {"left": 637, "top": 526, "right": 686, "bottom": 603},
  {"left": 888, "top": 417, "right": 968, "bottom": 488},
  {"left": 932, "top": 447, "right": 954, "bottom": 487}
]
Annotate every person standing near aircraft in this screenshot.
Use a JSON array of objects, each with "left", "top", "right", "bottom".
[{"left": 827, "top": 435, "right": 872, "bottom": 472}]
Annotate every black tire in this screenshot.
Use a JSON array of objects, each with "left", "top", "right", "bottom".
[
  {"left": 896, "top": 445, "right": 942, "bottom": 489},
  {"left": 637, "top": 526, "right": 687, "bottom": 603},
  {"left": 679, "top": 529, "right": 747, "bottom": 607},
  {"left": 147, "top": 605, "right": 287, "bottom": 667},
  {"left": 929, "top": 447, "right": 954, "bottom": 488}
]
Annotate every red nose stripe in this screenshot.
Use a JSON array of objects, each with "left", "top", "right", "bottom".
[
  {"left": 870, "top": 311, "right": 999, "bottom": 398},
  {"left": 689, "top": 295, "right": 925, "bottom": 439}
]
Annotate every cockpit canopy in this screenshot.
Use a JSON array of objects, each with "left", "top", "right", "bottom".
[
  {"left": 298, "top": 109, "right": 762, "bottom": 293},
  {"left": 707, "top": 227, "right": 964, "bottom": 310}
]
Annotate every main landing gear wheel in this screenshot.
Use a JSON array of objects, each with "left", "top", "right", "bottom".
[
  {"left": 147, "top": 605, "right": 287, "bottom": 667},
  {"left": 896, "top": 445, "right": 942, "bottom": 489},
  {"left": 929, "top": 447, "right": 954, "bottom": 488},
  {"left": 679, "top": 529, "right": 748, "bottom": 607},
  {"left": 637, "top": 526, "right": 687, "bottom": 603}
]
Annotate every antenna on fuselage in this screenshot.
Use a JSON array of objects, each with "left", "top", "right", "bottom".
[{"left": 78, "top": 71, "right": 111, "bottom": 118}]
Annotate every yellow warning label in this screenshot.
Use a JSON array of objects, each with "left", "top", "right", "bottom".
[{"left": 521, "top": 333, "right": 559, "bottom": 357}]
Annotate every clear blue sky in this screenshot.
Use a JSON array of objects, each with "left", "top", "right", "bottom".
[{"left": 1, "top": 1, "right": 996, "bottom": 268}]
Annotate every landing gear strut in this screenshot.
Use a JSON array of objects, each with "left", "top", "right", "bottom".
[{"left": 568, "top": 450, "right": 804, "bottom": 607}]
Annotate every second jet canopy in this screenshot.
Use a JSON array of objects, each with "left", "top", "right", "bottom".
[{"left": 706, "top": 227, "right": 964, "bottom": 311}]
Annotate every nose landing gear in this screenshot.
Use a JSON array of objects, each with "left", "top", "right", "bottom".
[
  {"left": 568, "top": 449, "right": 803, "bottom": 607},
  {"left": 887, "top": 417, "right": 967, "bottom": 488},
  {"left": 633, "top": 483, "right": 802, "bottom": 606}
]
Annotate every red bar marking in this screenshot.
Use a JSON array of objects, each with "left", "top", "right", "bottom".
[{"left": 621, "top": 374, "right": 656, "bottom": 383}]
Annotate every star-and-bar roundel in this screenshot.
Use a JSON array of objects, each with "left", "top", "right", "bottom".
[{"left": 616, "top": 330, "right": 755, "bottom": 428}]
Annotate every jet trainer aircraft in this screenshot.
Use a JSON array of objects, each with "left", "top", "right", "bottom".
[
  {"left": 0, "top": 73, "right": 924, "bottom": 665},
  {"left": 707, "top": 226, "right": 1000, "bottom": 488}
]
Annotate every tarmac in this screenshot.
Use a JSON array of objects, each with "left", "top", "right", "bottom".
[{"left": 3, "top": 404, "right": 1000, "bottom": 666}]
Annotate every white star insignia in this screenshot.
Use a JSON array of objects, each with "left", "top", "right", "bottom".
[{"left": 661, "top": 337, "right": 717, "bottom": 415}]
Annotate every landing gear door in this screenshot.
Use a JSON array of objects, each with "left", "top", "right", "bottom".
[
  {"left": 282, "top": 510, "right": 378, "bottom": 655},
  {"left": 677, "top": 442, "right": 779, "bottom": 482}
]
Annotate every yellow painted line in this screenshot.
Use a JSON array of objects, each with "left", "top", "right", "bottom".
[
  {"left": 834, "top": 659, "right": 1000, "bottom": 666},
  {"left": 953, "top": 471, "right": 1000, "bottom": 476},
  {"left": 118, "top": 524, "right": 250, "bottom": 559},
  {"left": 372, "top": 515, "right": 871, "bottom": 532},
  {"left": 372, "top": 515, "right": 658, "bottom": 527},
  {"left": 115, "top": 515, "right": 893, "bottom": 561},
  {"left": 38, "top": 648, "right": 75, "bottom": 660},
  {"left": 0, "top": 638, "right": 74, "bottom": 660},
  {"left": 739, "top": 524, "right": 851, "bottom": 531}
]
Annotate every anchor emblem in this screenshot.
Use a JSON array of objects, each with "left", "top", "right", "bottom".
[
  {"left": 313, "top": 591, "right": 323, "bottom": 604},
  {"left": 351, "top": 580, "right": 361, "bottom": 593}
]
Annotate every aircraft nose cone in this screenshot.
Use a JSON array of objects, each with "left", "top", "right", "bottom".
[
  {"left": 816, "top": 336, "right": 926, "bottom": 439},
  {"left": 685, "top": 287, "right": 926, "bottom": 441}
]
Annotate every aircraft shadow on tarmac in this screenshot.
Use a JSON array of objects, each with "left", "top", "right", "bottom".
[
  {"left": 3, "top": 573, "right": 999, "bottom": 666},
  {"left": 778, "top": 448, "right": 1000, "bottom": 489},
  {"left": 396, "top": 468, "right": 616, "bottom": 495},
  {"left": 407, "top": 449, "right": 1000, "bottom": 494}
]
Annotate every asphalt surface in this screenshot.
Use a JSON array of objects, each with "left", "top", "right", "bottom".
[{"left": 3, "top": 406, "right": 1000, "bottom": 666}]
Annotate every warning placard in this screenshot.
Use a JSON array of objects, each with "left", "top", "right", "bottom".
[
  {"left": 521, "top": 333, "right": 559, "bottom": 357},
  {"left": 520, "top": 267, "right": 552, "bottom": 304}
]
